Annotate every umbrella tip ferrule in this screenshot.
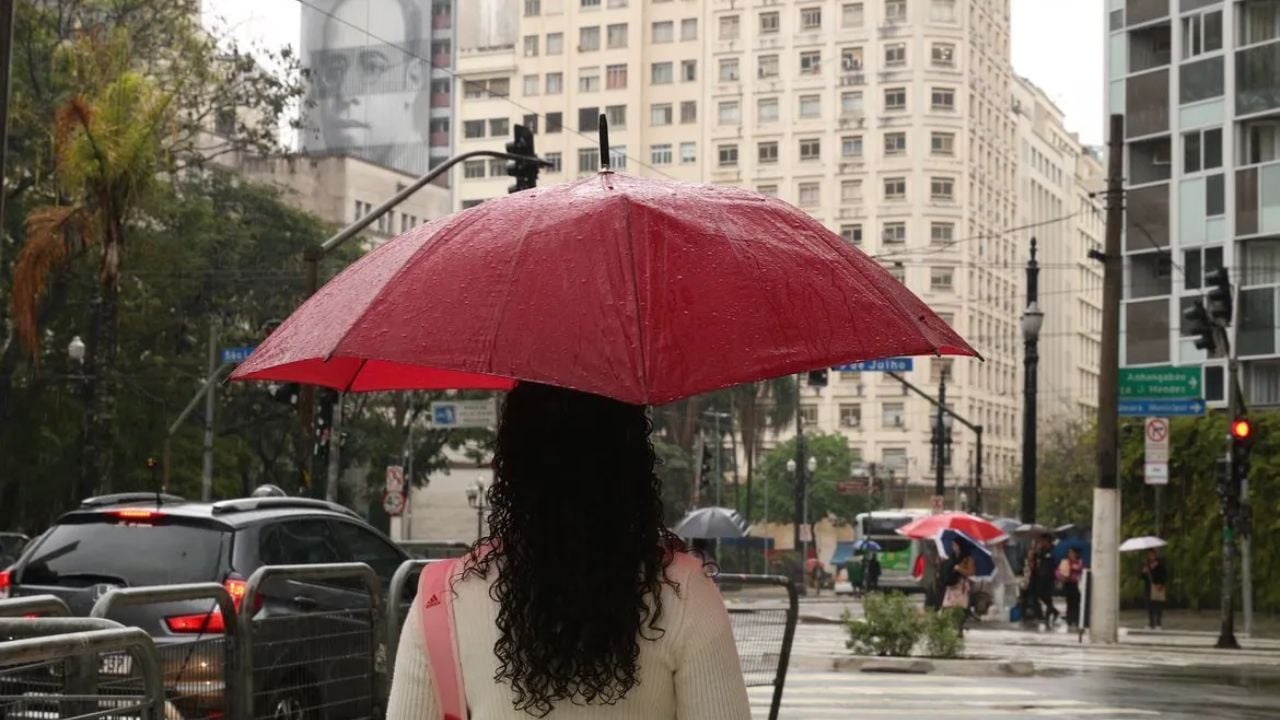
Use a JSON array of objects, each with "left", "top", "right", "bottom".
[{"left": 598, "top": 114, "right": 610, "bottom": 171}]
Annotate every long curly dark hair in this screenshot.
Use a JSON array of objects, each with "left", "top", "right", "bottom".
[{"left": 457, "top": 382, "right": 684, "bottom": 716}]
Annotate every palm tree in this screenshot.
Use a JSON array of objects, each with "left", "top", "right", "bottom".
[
  {"left": 9, "top": 31, "right": 174, "bottom": 498},
  {"left": 731, "top": 376, "right": 796, "bottom": 522}
]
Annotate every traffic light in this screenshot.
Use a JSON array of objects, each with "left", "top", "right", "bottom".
[
  {"left": 807, "top": 369, "right": 829, "bottom": 388},
  {"left": 1230, "top": 416, "right": 1252, "bottom": 488},
  {"left": 1182, "top": 300, "right": 1216, "bottom": 353},
  {"left": 1205, "top": 267, "right": 1233, "bottom": 326},
  {"left": 505, "top": 125, "right": 539, "bottom": 193},
  {"left": 1230, "top": 417, "right": 1253, "bottom": 442}
]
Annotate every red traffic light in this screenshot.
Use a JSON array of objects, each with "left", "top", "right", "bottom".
[{"left": 1230, "top": 418, "right": 1252, "bottom": 441}]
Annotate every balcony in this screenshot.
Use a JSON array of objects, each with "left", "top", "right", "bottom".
[
  {"left": 1128, "top": 22, "right": 1171, "bottom": 72},
  {"left": 431, "top": 92, "right": 450, "bottom": 108},
  {"left": 1125, "top": 68, "right": 1169, "bottom": 138},
  {"left": 433, "top": 12, "right": 452, "bottom": 30},
  {"left": 1237, "top": 41, "right": 1280, "bottom": 115},
  {"left": 1126, "top": 0, "right": 1169, "bottom": 27},
  {"left": 1236, "top": 159, "right": 1280, "bottom": 237},
  {"left": 432, "top": 53, "right": 452, "bottom": 69},
  {"left": 430, "top": 130, "right": 450, "bottom": 146}
]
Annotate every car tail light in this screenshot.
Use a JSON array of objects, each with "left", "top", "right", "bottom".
[
  {"left": 165, "top": 611, "right": 226, "bottom": 634},
  {"left": 0, "top": 569, "right": 11, "bottom": 599},
  {"left": 224, "top": 576, "right": 262, "bottom": 614},
  {"left": 111, "top": 508, "right": 164, "bottom": 522}
]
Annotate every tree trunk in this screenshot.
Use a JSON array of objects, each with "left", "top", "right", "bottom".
[{"left": 79, "top": 276, "right": 119, "bottom": 499}]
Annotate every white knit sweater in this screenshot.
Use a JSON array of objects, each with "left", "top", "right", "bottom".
[{"left": 386, "top": 553, "right": 751, "bottom": 719}]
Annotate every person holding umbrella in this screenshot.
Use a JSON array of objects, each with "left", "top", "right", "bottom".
[
  {"left": 1057, "top": 547, "right": 1086, "bottom": 629},
  {"left": 1141, "top": 548, "right": 1168, "bottom": 630},
  {"left": 1033, "top": 533, "right": 1060, "bottom": 628}
]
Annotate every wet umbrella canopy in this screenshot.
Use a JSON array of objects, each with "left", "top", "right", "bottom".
[
  {"left": 673, "top": 507, "right": 748, "bottom": 539},
  {"left": 233, "top": 169, "right": 976, "bottom": 404},
  {"left": 896, "top": 512, "right": 1008, "bottom": 544}
]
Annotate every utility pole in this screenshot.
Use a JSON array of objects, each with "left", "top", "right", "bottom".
[
  {"left": 932, "top": 379, "right": 947, "bottom": 512},
  {"left": 1091, "top": 113, "right": 1125, "bottom": 645},
  {"left": 201, "top": 323, "right": 217, "bottom": 502},
  {"left": 1021, "top": 239, "right": 1043, "bottom": 523},
  {"left": 793, "top": 374, "right": 806, "bottom": 554}
]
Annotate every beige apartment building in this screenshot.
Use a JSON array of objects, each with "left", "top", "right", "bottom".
[
  {"left": 451, "top": 0, "right": 1039, "bottom": 509},
  {"left": 1013, "top": 77, "right": 1106, "bottom": 423}
]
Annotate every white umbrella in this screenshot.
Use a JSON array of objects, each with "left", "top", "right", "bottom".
[
  {"left": 673, "top": 507, "right": 747, "bottom": 539},
  {"left": 1119, "top": 536, "right": 1167, "bottom": 552}
]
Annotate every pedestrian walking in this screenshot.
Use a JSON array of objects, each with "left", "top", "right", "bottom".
[
  {"left": 940, "top": 539, "right": 975, "bottom": 635},
  {"left": 1034, "top": 534, "right": 1060, "bottom": 627},
  {"left": 866, "top": 552, "right": 882, "bottom": 593},
  {"left": 1140, "top": 548, "right": 1168, "bottom": 630},
  {"left": 1058, "top": 547, "right": 1085, "bottom": 629},
  {"left": 387, "top": 382, "right": 751, "bottom": 719}
]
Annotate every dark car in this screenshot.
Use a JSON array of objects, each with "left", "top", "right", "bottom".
[
  {"left": 0, "top": 533, "right": 29, "bottom": 570},
  {"left": 0, "top": 491, "right": 409, "bottom": 719}
]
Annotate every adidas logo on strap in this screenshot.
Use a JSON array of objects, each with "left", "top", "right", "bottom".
[{"left": 425, "top": 594, "right": 442, "bottom": 609}]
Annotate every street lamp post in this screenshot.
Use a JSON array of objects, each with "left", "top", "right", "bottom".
[
  {"left": 788, "top": 455, "right": 818, "bottom": 576},
  {"left": 465, "top": 480, "right": 491, "bottom": 542},
  {"left": 1021, "top": 239, "right": 1044, "bottom": 524}
]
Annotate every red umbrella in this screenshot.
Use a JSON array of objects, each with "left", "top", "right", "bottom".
[
  {"left": 894, "top": 513, "right": 1008, "bottom": 544},
  {"left": 232, "top": 172, "right": 977, "bottom": 405}
]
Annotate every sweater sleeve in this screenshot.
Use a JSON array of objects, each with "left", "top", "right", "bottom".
[
  {"left": 386, "top": 602, "right": 441, "bottom": 720},
  {"left": 673, "top": 567, "right": 752, "bottom": 720}
]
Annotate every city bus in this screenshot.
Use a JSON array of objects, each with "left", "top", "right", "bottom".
[{"left": 852, "top": 510, "right": 928, "bottom": 591}]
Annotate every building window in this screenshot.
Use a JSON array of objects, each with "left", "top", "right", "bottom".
[
  {"left": 581, "top": 0, "right": 600, "bottom": 6},
  {"left": 929, "top": 0, "right": 954, "bottom": 22},
  {"left": 579, "top": 67, "right": 600, "bottom": 92},
  {"left": 930, "top": 222, "right": 954, "bottom": 245},
  {"left": 523, "top": 74, "right": 539, "bottom": 96},
  {"left": 1183, "top": 127, "right": 1223, "bottom": 173},
  {"left": 718, "top": 144, "right": 739, "bottom": 167},
  {"left": 931, "top": 87, "right": 955, "bottom": 110},
  {"left": 842, "top": 135, "right": 864, "bottom": 158},
  {"left": 931, "top": 131, "right": 955, "bottom": 155},
  {"left": 843, "top": 2, "right": 864, "bottom": 27},
  {"left": 841, "top": 91, "right": 864, "bottom": 116},
  {"left": 885, "top": 42, "right": 906, "bottom": 66},
  {"left": 799, "top": 182, "right": 821, "bottom": 206},
  {"left": 931, "top": 43, "right": 955, "bottom": 66},
  {"left": 760, "top": 11, "right": 780, "bottom": 34},
  {"left": 930, "top": 267, "right": 954, "bottom": 290},
  {"left": 930, "top": 176, "right": 954, "bottom": 200},
  {"left": 546, "top": 111, "right": 563, "bottom": 132},
  {"left": 800, "top": 406, "right": 819, "bottom": 426},
  {"left": 580, "top": 26, "right": 600, "bottom": 51},
  {"left": 758, "top": 54, "right": 780, "bottom": 78},
  {"left": 652, "top": 62, "right": 673, "bottom": 84},
  {"left": 608, "top": 0, "right": 628, "bottom": 7},
  {"left": 801, "top": 6, "right": 822, "bottom": 29},
  {"left": 886, "top": 0, "right": 908, "bottom": 22},
  {"left": 799, "top": 138, "right": 821, "bottom": 161},
  {"left": 488, "top": 158, "right": 505, "bottom": 176},
  {"left": 524, "top": 0, "right": 540, "bottom": 16},
  {"left": 681, "top": 101, "right": 697, "bottom": 123},
  {"left": 652, "top": 20, "right": 674, "bottom": 43},
  {"left": 883, "top": 222, "right": 906, "bottom": 243},
  {"left": 489, "top": 118, "right": 509, "bottom": 136},
  {"left": 606, "top": 104, "right": 627, "bottom": 128},
  {"left": 544, "top": 152, "right": 562, "bottom": 172},
  {"left": 463, "top": 81, "right": 486, "bottom": 99},
  {"left": 799, "top": 94, "right": 821, "bottom": 118},
  {"left": 841, "top": 179, "right": 862, "bottom": 202},
  {"left": 718, "top": 100, "right": 741, "bottom": 125},
  {"left": 884, "top": 177, "right": 906, "bottom": 200},
  {"left": 721, "top": 58, "right": 742, "bottom": 82},
  {"left": 800, "top": 51, "right": 822, "bottom": 74},
  {"left": 720, "top": 15, "right": 740, "bottom": 40},
  {"left": 840, "top": 404, "right": 862, "bottom": 427},
  {"left": 681, "top": 59, "right": 697, "bottom": 81},
  {"left": 463, "top": 160, "right": 486, "bottom": 178},
  {"left": 680, "top": 142, "right": 697, "bottom": 164},
  {"left": 651, "top": 103, "right": 673, "bottom": 126},
  {"left": 682, "top": 18, "right": 698, "bottom": 40},
  {"left": 547, "top": 32, "right": 564, "bottom": 55},
  {"left": 460, "top": 200, "right": 484, "bottom": 210},
  {"left": 758, "top": 97, "right": 780, "bottom": 122},
  {"left": 523, "top": 35, "right": 539, "bottom": 56},
  {"left": 606, "top": 64, "right": 628, "bottom": 89},
  {"left": 578, "top": 107, "right": 600, "bottom": 131},
  {"left": 579, "top": 148, "right": 600, "bottom": 173},
  {"left": 609, "top": 146, "right": 628, "bottom": 170},
  {"left": 1181, "top": 10, "right": 1223, "bottom": 59},
  {"left": 885, "top": 87, "right": 907, "bottom": 110},
  {"left": 650, "top": 143, "right": 673, "bottom": 165},
  {"left": 758, "top": 141, "right": 778, "bottom": 164},
  {"left": 546, "top": 73, "right": 563, "bottom": 94},
  {"left": 841, "top": 224, "right": 863, "bottom": 244},
  {"left": 758, "top": 184, "right": 779, "bottom": 196},
  {"left": 607, "top": 23, "right": 629, "bottom": 48},
  {"left": 842, "top": 47, "right": 864, "bottom": 71},
  {"left": 463, "top": 120, "right": 485, "bottom": 138},
  {"left": 884, "top": 131, "right": 906, "bottom": 155},
  {"left": 882, "top": 402, "right": 905, "bottom": 428}
]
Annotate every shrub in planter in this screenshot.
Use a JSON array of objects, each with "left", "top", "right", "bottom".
[
  {"left": 922, "top": 608, "right": 965, "bottom": 659},
  {"left": 842, "top": 592, "right": 924, "bottom": 657}
]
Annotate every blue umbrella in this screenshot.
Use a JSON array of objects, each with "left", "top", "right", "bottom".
[
  {"left": 1053, "top": 537, "right": 1092, "bottom": 565},
  {"left": 853, "top": 539, "right": 882, "bottom": 554},
  {"left": 936, "top": 529, "right": 996, "bottom": 578}
]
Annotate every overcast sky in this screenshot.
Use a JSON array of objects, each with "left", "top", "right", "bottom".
[{"left": 205, "top": 0, "right": 1105, "bottom": 145}]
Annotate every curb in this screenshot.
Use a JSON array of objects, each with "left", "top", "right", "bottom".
[{"left": 790, "top": 654, "right": 1036, "bottom": 677}]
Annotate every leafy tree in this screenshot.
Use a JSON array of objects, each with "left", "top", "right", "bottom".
[
  {"left": 1035, "top": 419, "right": 1096, "bottom": 528},
  {"left": 747, "top": 432, "right": 871, "bottom": 524}
]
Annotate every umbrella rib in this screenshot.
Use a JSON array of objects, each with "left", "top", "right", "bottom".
[
  {"left": 620, "top": 195, "right": 650, "bottom": 400},
  {"left": 342, "top": 358, "right": 369, "bottom": 393},
  {"left": 483, "top": 198, "right": 543, "bottom": 369}
]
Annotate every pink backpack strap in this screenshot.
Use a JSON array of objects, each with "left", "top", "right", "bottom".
[{"left": 418, "top": 558, "right": 467, "bottom": 720}]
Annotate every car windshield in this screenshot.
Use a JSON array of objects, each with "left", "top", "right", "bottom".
[{"left": 20, "top": 519, "right": 227, "bottom": 587}]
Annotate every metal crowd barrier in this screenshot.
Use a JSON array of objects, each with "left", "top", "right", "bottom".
[
  {"left": 0, "top": 618, "right": 165, "bottom": 719},
  {"left": 0, "top": 595, "right": 71, "bottom": 618},
  {"left": 237, "top": 562, "right": 382, "bottom": 720},
  {"left": 715, "top": 573, "right": 798, "bottom": 720},
  {"left": 386, "top": 559, "right": 432, "bottom": 678},
  {"left": 91, "top": 582, "right": 238, "bottom": 719}
]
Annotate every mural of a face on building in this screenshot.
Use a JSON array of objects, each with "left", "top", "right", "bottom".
[{"left": 305, "top": 0, "right": 430, "bottom": 173}]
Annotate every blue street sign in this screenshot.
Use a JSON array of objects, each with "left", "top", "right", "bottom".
[
  {"left": 433, "top": 405, "right": 458, "bottom": 426},
  {"left": 219, "top": 346, "right": 256, "bottom": 364},
  {"left": 1118, "top": 399, "right": 1206, "bottom": 416},
  {"left": 834, "top": 358, "right": 915, "bottom": 372}
]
